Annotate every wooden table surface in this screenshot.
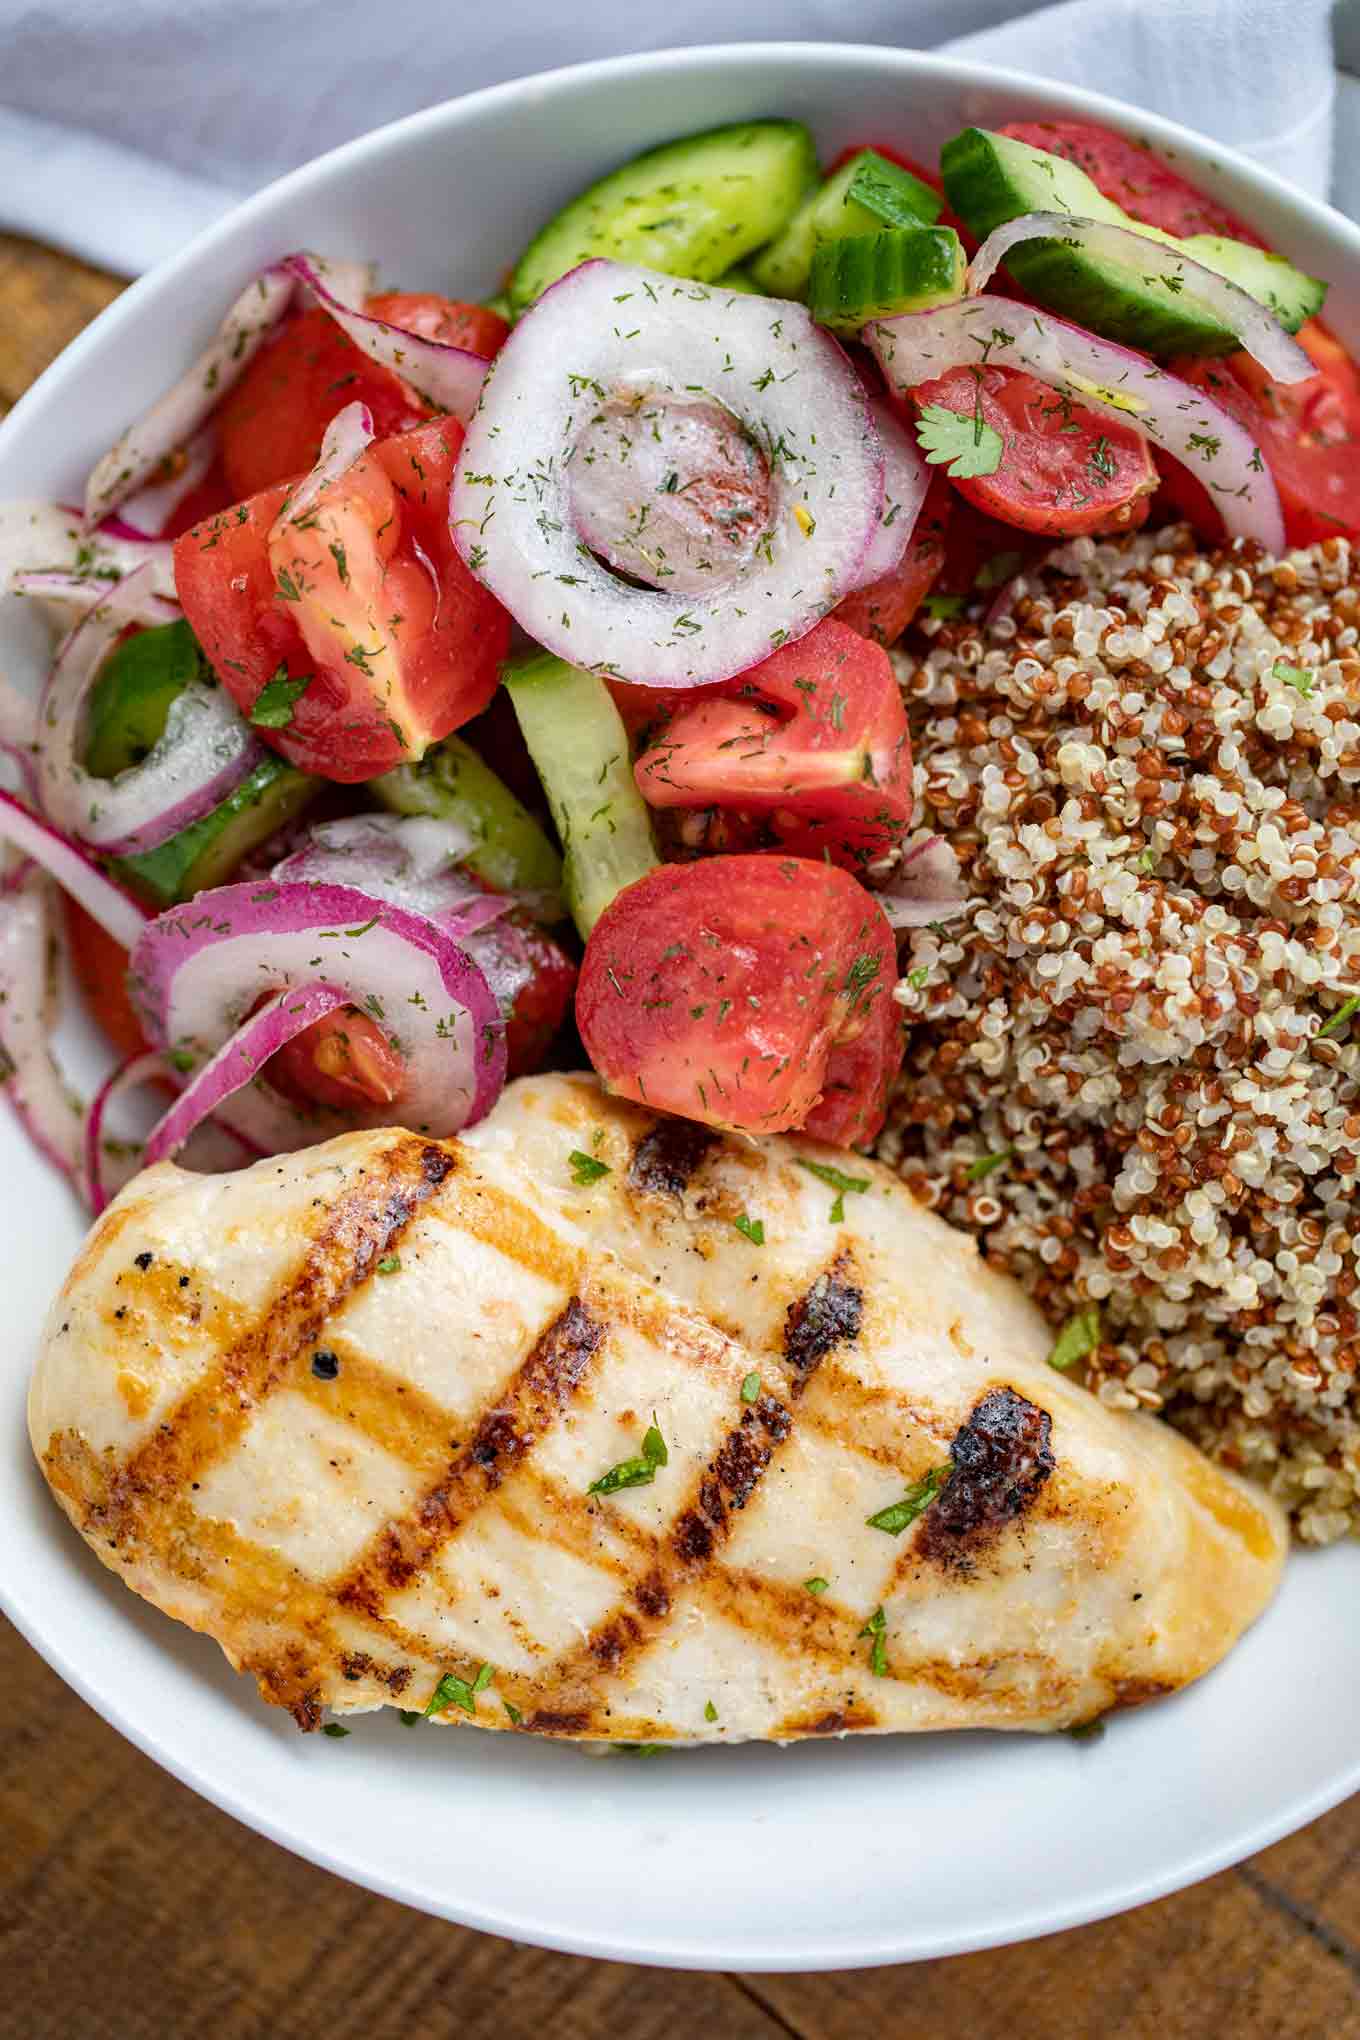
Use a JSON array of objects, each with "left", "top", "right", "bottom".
[{"left": 2, "top": 231, "right": 1358, "bottom": 2040}]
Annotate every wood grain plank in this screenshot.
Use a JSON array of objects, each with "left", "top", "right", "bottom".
[{"left": 0, "top": 232, "right": 122, "bottom": 413}]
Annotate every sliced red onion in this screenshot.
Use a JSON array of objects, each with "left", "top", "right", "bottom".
[
  {"left": 0, "top": 789, "right": 146, "bottom": 950},
  {"left": 283, "top": 252, "right": 487, "bottom": 423},
  {"left": 130, "top": 878, "right": 505, "bottom": 1151},
  {"left": 38, "top": 566, "right": 262, "bottom": 856},
  {"left": 878, "top": 832, "right": 969, "bottom": 929},
  {"left": 113, "top": 426, "right": 218, "bottom": 539},
  {"left": 12, "top": 566, "right": 179, "bottom": 637},
  {"left": 0, "top": 675, "right": 36, "bottom": 749},
  {"left": 141, "top": 981, "right": 352, "bottom": 1169},
  {"left": 968, "top": 215, "right": 1314, "bottom": 386},
  {"left": 452, "top": 260, "right": 884, "bottom": 687},
  {"left": 279, "top": 401, "right": 375, "bottom": 525},
  {"left": 0, "top": 500, "right": 176, "bottom": 630},
  {"left": 272, "top": 814, "right": 510, "bottom": 936},
  {"left": 869, "top": 297, "right": 1286, "bottom": 554},
  {"left": 84, "top": 266, "right": 294, "bottom": 529},
  {"left": 0, "top": 880, "right": 86, "bottom": 1185},
  {"left": 851, "top": 399, "right": 930, "bottom": 591},
  {"left": 84, "top": 1048, "right": 169, "bottom": 1212}
]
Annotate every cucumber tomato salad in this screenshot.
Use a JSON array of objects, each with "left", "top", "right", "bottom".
[{"left": 1, "top": 116, "right": 1356, "bottom": 1206}]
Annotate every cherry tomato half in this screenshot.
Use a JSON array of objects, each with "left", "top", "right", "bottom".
[
  {"left": 577, "top": 855, "right": 901, "bottom": 1141},
  {"left": 174, "top": 418, "right": 510, "bottom": 782},
  {"left": 910, "top": 365, "right": 1156, "bottom": 537}
]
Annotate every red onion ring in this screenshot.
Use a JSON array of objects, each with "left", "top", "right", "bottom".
[
  {"left": 968, "top": 214, "right": 1314, "bottom": 385},
  {"left": 0, "top": 879, "right": 86, "bottom": 1186},
  {"left": 130, "top": 878, "right": 506, "bottom": 1152},
  {"left": 272, "top": 814, "right": 513, "bottom": 937},
  {"left": 37, "top": 564, "right": 262, "bottom": 856},
  {"left": 869, "top": 296, "right": 1286, "bottom": 554},
  {"left": 141, "top": 981, "right": 351, "bottom": 1169},
  {"left": 282, "top": 252, "right": 488, "bottom": 424},
  {"left": 850, "top": 399, "right": 930, "bottom": 590},
  {"left": 0, "top": 789, "right": 146, "bottom": 950},
  {"left": 84, "top": 1048, "right": 170, "bottom": 1212},
  {"left": 279, "top": 401, "right": 375, "bottom": 525},
  {"left": 112, "top": 427, "right": 218, "bottom": 540},
  {"left": 878, "top": 832, "right": 969, "bottom": 929},
  {"left": 84, "top": 266, "right": 295, "bottom": 529}
]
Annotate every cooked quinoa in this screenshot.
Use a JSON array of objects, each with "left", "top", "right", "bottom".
[{"left": 877, "top": 524, "right": 1360, "bottom": 1544}]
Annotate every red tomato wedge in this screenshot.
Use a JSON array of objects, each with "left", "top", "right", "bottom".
[
  {"left": 996, "top": 121, "right": 1267, "bottom": 246},
  {"left": 910, "top": 365, "right": 1156, "bottom": 537},
  {"left": 834, "top": 472, "right": 953, "bottom": 646},
  {"left": 576, "top": 856, "right": 901, "bottom": 1141},
  {"left": 271, "top": 1005, "right": 405, "bottom": 1111},
  {"left": 174, "top": 418, "right": 510, "bottom": 782},
  {"left": 1159, "top": 321, "right": 1360, "bottom": 547},
  {"left": 634, "top": 619, "right": 912, "bottom": 869},
  {"left": 216, "top": 295, "right": 506, "bottom": 500},
  {"left": 64, "top": 899, "right": 151, "bottom": 1063}
]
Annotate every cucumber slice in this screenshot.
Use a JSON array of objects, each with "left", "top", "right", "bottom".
[
  {"left": 482, "top": 291, "right": 513, "bottom": 321},
  {"left": 84, "top": 619, "right": 203, "bottom": 778},
  {"left": 501, "top": 653, "right": 658, "bottom": 938},
  {"left": 749, "top": 148, "right": 941, "bottom": 300},
  {"left": 373, "top": 732, "right": 565, "bottom": 913},
  {"left": 712, "top": 265, "right": 762, "bottom": 295},
  {"left": 809, "top": 227, "right": 966, "bottom": 335},
  {"left": 508, "top": 121, "right": 817, "bottom": 315},
  {"left": 941, "top": 127, "right": 1325, "bottom": 357},
  {"left": 112, "top": 755, "right": 318, "bottom": 908}
]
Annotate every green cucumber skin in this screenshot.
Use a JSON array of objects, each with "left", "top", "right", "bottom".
[
  {"left": 941, "top": 126, "right": 1324, "bottom": 357},
  {"left": 112, "top": 756, "right": 319, "bottom": 909},
  {"left": 84, "top": 619, "right": 204, "bottom": 780},
  {"left": 501, "top": 654, "right": 658, "bottom": 938},
  {"left": 509, "top": 121, "right": 817, "bottom": 314},
  {"left": 809, "top": 228, "right": 966, "bottom": 335},
  {"left": 749, "top": 147, "right": 941, "bottom": 301},
  {"left": 374, "top": 733, "right": 565, "bottom": 913}
]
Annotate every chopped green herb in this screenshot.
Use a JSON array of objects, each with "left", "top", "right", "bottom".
[
  {"left": 704, "top": 1700, "right": 719, "bottom": 1723},
  {"left": 804, "top": 1576, "right": 830, "bottom": 1596},
  {"left": 322, "top": 1722, "right": 351, "bottom": 1739},
  {"left": 1273, "top": 657, "right": 1315, "bottom": 697},
  {"left": 614, "top": 1742, "right": 666, "bottom": 1756},
  {"left": 915, "top": 402, "right": 1004, "bottom": 481},
  {"left": 922, "top": 594, "right": 965, "bottom": 620},
  {"left": 906, "top": 966, "right": 930, "bottom": 991},
  {"left": 797, "top": 1157, "right": 871, "bottom": 1225},
  {"left": 376, "top": 1253, "right": 401, "bottom": 1275},
  {"left": 740, "top": 1371, "right": 762, "bottom": 1404},
  {"left": 1068, "top": 1717, "right": 1107, "bottom": 1744},
  {"left": 965, "top": 1148, "right": 1012, "bottom": 1181},
  {"left": 1318, "top": 993, "right": 1360, "bottom": 1040},
  {"left": 733, "top": 1213, "right": 765, "bottom": 1246},
  {"left": 866, "top": 1462, "right": 951, "bottom": 1535},
  {"left": 1047, "top": 1304, "right": 1101, "bottom": 1372},
  {"left": 503, "top": 1699, "right": 523, "bottom": 1727},
  {"left": 249, "top": 667, "right": 311, "bottom": 728},
  {"left": 398, "top": 1710, "right": 421, "bottom": 1726},
  {"left": 569, "top": 1149, "right": 612, "bottom": 1186},
  {"left": 424, "top": 1664, "right": 494, "bottom": 1719},
  {"left": 859, "top": 1605, "right": 888, "bottom": 1678},
  {"left": 588, "top": 1414, "right": 668, "bottom": 1495}
]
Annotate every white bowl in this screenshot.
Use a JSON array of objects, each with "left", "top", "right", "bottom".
[{"left": 1, "top": 42, "right": 1357, "bottom": 1973}]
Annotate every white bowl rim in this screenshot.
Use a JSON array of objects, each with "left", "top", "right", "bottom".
[{"left": 2, "top": 40, "right": 1358, "bottom": 1970}]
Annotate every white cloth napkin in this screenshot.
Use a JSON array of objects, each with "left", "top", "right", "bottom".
[{"left": 0, "top": 0, "right": 1338, "bottom": 276}]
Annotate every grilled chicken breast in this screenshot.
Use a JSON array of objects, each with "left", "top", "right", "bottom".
[{"left": 31, "top": 1072, "right": 1285, "bottom": 1742}]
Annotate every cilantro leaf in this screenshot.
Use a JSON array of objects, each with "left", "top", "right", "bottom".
[
  {"left": 1318, "top": 993, "right": 1360, "bottom": 1040},
  {"left": 424, "top": 1663, "right": 494, "bottom": 1719},
  {"left": 740, "top": 1371, "right": 762, "bottom": 1404},
  {"left": 589, "top": 1414, "right": 668, "bottom": 1495},
  {"left": 322, "top": 1722, "right": 351, "bottom": 1738},
  {"left": 922, "top": 593, "right": 965, "bottom": 620},
  {"left": 733, "top": 1213, "right": 765, "bottom": 1246},
  {"left": 915, "top": 402, "right": 1004, "bottom": 480},
  {"left": 859, "top": 1605, "right": 889, "bottom": 1677},
  {"left": 249, "top": 666, "right": 311, "bottom": 728},
  {"left": 965, "top": 1148, "right": 1012, "bottom": 1182},
  {"left": 569, "top": 1149, "right": 611, "bottom": 1186},
  {"left": 866, "top": 1463, "right": 951, "bottom": 1534},
  {"left": 1273, "top": 658, "right": 1315, "bottom": 697},
  {"left": 704, "top": 1700, "right": 719, "bottom": 1722},
  {"left": 804, "top": 1576, "right": 830, "bottom": 1595},
  {"left": 1047, "top": 1305, "right": 1101, "bottom": 1372},
  {"left": 797, "top": 1157, "right": 871, "bottom": 1225}
]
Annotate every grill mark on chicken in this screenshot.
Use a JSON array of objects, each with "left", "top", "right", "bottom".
[
  {"left": 334, "top": 1293, "right": 608, "bottom": 1619},
  {"left": 782, "top": 1253, "right": 863, "bottom": 1389},
  {"left": 917, "top": 1386, "right": 1055, "bottom": 1570},
  {"left": 628, "top": 1117, "right": 720, "bottom": 1199},
  {"left": 546, "top": 1392, "right": 793, "bottom": 1693},
  {"left": 73, "top": 1136, "right": 457, "bottom": 1547}
]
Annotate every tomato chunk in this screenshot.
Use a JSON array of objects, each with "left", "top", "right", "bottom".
[
  {"left": 634, "top": 620, "right": 911, "bottom": 869},
  {"left": 1160, "top": 322, "right": 1360, "bottom": 547},
  {"left": 174, "top": 418, "right": 510, "bottom": 782},
  {"left": 834, "top": 472, "right": 952, "bottom": 647},
  {"left": 271, "top": 1005, "right": 405, "bottom": 1111},
  {"left": 64, "top": 899, "right": 151, "bottom": 1062},
  {"left": 996, "top": 121, "right": 1267, "bottom": 246},
  {"left": 910, "top": 366, "right": 1156, "bottom": 537},
  {"left": 576, "top": 856, "right": 901, "bottom": 1140},
  {"left": 365, "top": 292, "right": 509, "bottom": 357}
]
